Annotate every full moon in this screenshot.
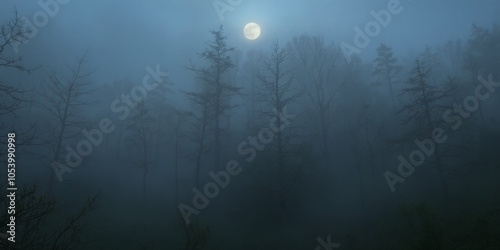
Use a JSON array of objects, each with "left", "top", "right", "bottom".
[{"left": 244, "top": 22, "right": 261, "bottom": 40}]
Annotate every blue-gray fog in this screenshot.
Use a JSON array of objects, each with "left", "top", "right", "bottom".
[{"left": 0, "top": 0, "right": 499, "bottom": 249}]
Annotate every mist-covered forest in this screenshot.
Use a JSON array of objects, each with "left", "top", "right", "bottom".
[{"left": 0, "top": 0, "right": 500, "bottom": 249}]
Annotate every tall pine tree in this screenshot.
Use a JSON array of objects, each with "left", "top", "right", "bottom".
[{"left": 186, "top": 25, "right": 240, "bottom": 171}]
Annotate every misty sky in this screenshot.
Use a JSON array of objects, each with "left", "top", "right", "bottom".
[
  {"left": 1, "top": 0, "right": 499, "bottom": 85},
  {"left": 2, "top": 1, "right": 500, "bottom": 249}
]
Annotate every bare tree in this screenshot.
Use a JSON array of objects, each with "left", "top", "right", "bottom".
[
  {"left": 289, "top": 35, "right": 342, "bottom": 169},
  {"left": 0, "top": 9, "right": 37, "bottom": 75},
  {"left": 373, "top": 43, "right": 401, "bottom": 110},
  {"left": 38, "top": 52, "right": 96, "bottom": 192},
  {"left": 0, "top": 185, "right": 97, "bottom": 250},
  {"left": 397, "top": 49, "right": 454, "bottom": 197},
  {"left": 439, "top": 39, "right": 463, "bottom": 78},
  {"left": 125, "top": 100, "right": 156, "bottom": 200},
  {"left": 351, "top": 102, "right": 386, "bottom": 221},
  {"left": 465, "top": 24, "right": 500, "bottom": 78},
  {"left": 241, "top": 49, "right": 263, "bottom": 130},
  {"left": 183, "top": 89, "right": 211, "bottom": 190},
  {"left": 147, "top": 75, "right": 174, "bottom": 162},
  {"left": 109, "top": 79, "right": 136, "bottom": 159},
  {"left": 177, "top": 215, "right": 209, "bottom": 250},
  {"left": 463, "top": 25, "right": 500, "bottom": 126},
  {"left": 0, "top": 10, "right": 39, "bottom": 146},
  {"left": 171, "top": 108, "right": 189, "bottom": 203},
  {"left": 256, "top": 41, "right": 302, "bottom": 214}
]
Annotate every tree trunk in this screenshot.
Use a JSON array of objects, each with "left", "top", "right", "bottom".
[
  {"left": 320, "top": 110, "right": 329, "bottom": 169},
  {"left": 417, "top": 61, "right": 448, "bottom": 198},
  {"left": 195, "top": 104, "right": 209, "bottom": 190}
]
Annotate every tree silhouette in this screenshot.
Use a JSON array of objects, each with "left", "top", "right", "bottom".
[
  {"left": 38, "top": 52, "right": 96, "bottom": 192},
  {"left": 186, "top": 25, "right": 240, "bottom": 171},
  {"left": 397, "top": 48, "right": 454, "bottom": 197},
  {"left": 183, "top": 88, "right": 211, "bottom": 190},
  {"left": 125, "top": 100, "right": 156, "bottom": 200},
  {"left": 0, "top": 185, "right": 97, "bottom": 250},
  {"left": 255, "top": 41, "right": 302, "bottom": 214},
  {"left": 290, "top": 35, "right": 342, "bottom": 169},
  {"left": 373, "top": 43, "right": 401, "bottom": 110},
  {"left": 0, "top": 10, "right": 39, "bottom": 146}
]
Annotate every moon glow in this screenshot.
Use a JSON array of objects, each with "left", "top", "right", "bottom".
[{"left": 244, "top": 22, "right": 261, "bottom": 40}]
